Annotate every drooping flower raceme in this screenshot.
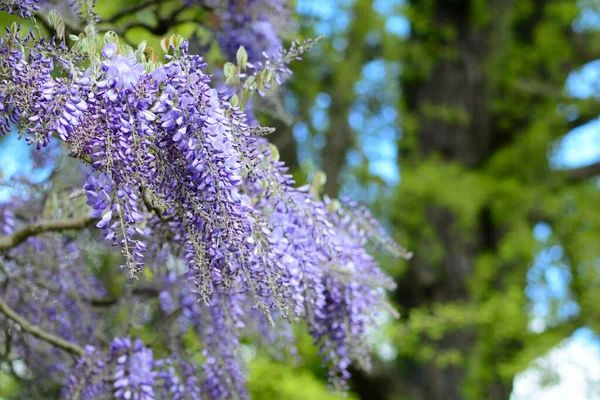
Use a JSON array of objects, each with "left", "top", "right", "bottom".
[
  {"left": 64, "top": 337, "right": 205, "bottom": 400},
  {"left": 111, "top": 337, "right": 157, "bottom": 400}
]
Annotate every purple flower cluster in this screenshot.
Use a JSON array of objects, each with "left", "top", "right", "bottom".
[
  {"left": 103, "top": 44, "right": 146, "bottom": 89},
  {"left": 0, "top": 206, "right": 14, "bottom": 235},
  {"left": 64, "top": 346, "right": 110, "bottom": 399},
  {"left": 0, "top": 4, "right": 406, "bottom": 398},
  {"left": 214, "top": 0, "right": 285, "bottom": 62},
  {"left": 0, "top": 27, "right": 61, "bottom": 147},
  {"left": 111, "top": 338, "right": 157, "bottom": 400},
  {"left": 313, "top": 199, "right": 398, "bottom": 388},
  {"left": 238, "top": 136, "right": 399, "bottom": 387},
  {"left": 0, "top": 0, "right": 41, "bottom": 18},
  {"left": 153, "top": 358, "right": 195, "bottom": 400},
  {"left": 196, "top": 293, "right": 246, "bottom": 399},
  {"left": 63, "top": 338, "right": 205, "bottom": 400}
]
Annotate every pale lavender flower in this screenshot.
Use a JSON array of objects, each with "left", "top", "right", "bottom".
[{"left": 103, "top": 55, "right": 145, "bottom": 90}]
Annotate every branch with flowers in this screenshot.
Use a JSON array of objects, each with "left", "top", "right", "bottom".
[
  {"left": 0, "top": 295, "right": 86, "bottom": 357},
  {"left": 0, "top": 0, "right": 409, "bottom": 398}
]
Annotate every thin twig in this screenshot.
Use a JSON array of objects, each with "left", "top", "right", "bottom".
[
  {"left": 88, "top": 283, "right": 162, "bottom": 307},
  {"left": 141, "top": 188, "right": 175, "bottom": 222},
  {"left": 0, "top": 216, "right": 95, "bottom": 251},
  {"left": 566, "top": 161, "right": 600, "bottom": 182},
  {"left": 0, "top": 296, "right": 85, "bottom": 357}
]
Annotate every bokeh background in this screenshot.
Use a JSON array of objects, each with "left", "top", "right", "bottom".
[{"left": 2, "top": 0, "right": 600, "bottom": 399}]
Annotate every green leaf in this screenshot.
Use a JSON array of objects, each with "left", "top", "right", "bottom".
[
  {"left": 160, "top": 37, "right": 169, "bottom": 53},
  {"left": 9, "top": 22, "right": 19, "bottom": 35},
  {"left": 243, "top": 75, "right": 256, "bottom": 90},
  {"left": 230, "top": 94, "right": 239, "bottom": 108},
  {"left": 327, "top": 199, "right": 341, "bottom": 212},
  {"left": 48, "top": 10, "right": 66, "bottom": 40},
  {"left": 269, "top": 143, "right": 280, "bottom": 162},
  {"left": 103, "top": 31, "right": 118, "bottom": 44},
  {"left": 137, "top": 40, "right": 147, "bottom": 62},
  {"left": 310, "top": 170, "right": 327, "bottom": 196},
  {"left": 47, "top": 10, "right": 59, "bottom": 27},
  {"left": 84, "top": 25, "right": 96, "bottom": 40},
  {"left": 236, "top": 46, "right": 248, "bottom": 70},
  {"left": 224, "top": 62, "right": 238, "bottom": 86}
]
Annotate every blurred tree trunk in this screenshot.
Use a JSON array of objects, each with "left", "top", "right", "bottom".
[
  {"left": 323, "top": 95, "right": 352, "bottom": 197},
  {"left": 352, "top": 1, "right": 566, "bottom": 399},
  {"left": 392, "top": 1, "right": 523, "bottom": 399}
]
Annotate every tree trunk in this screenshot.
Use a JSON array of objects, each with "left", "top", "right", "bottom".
[
  {"left": 395, "top": 2, "right": 504, "bottom": 399},
  {"left": 364, "top": 1, "right": 543, "bottom": 399},
  {"left": 377, "top": 0, "right": 571, "bottom": 398},
  {"left": 323, "top": 95, "right": 352, "bottom": 197}
]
